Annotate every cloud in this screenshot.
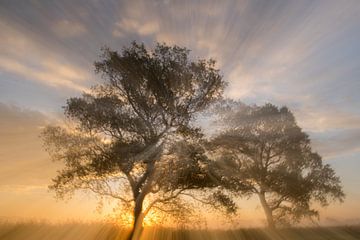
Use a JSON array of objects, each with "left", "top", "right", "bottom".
[
  {"left": 310, "top": 129, "right": 360, "bottom": 159},
  {"left": 0, "top": 19, "right": 90, "bottom": 91},
  {"left": 0, "top": 57, "right": 87, "bottom": 91},
  {"left": 112, "top": 1, "right": 161, "bottom": 38},
  {"left": 295, "top": 107, "right": 360, "bottom": 133},
  {"left": 52, "top": 19, "right": 87, "bottom": 38},
  {"left": 114, "top": 18, "right": 159, "bottom": 37},
  {"left": 0, "top": 184, "right": 47, "bottom": 194}
]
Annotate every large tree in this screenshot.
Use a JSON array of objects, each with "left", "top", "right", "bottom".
[
  {"left": 209, "top": 102, "right": 345, "bottom": 228},
  {"left": 42, "top": 42, "right": 226, "bottom": 239}
]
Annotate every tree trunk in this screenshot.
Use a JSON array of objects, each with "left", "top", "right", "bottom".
[
  {"left": 127, "top": 199, "right": 145, "bottom": 240},
  {"left": 258, "top": 192, "right": 275, "bottom": 229},
  {"left": 127, "top": 160, "right": 156, "bottom": 240}
]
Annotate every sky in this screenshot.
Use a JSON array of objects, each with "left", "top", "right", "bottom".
[{"left": 0, "top": 0, "right": 360, "bottom": 227}]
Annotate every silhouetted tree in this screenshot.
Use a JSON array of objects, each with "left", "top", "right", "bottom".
[
  {"left": 42, "top": 42, "right": 226, "bottom": 239},
  {"left": 210, "top": 102, "right": 345, "bottom": 228}
]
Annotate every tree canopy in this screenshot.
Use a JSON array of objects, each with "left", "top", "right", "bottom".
[
  {"left": 41, "top": 41, "right": 345, "bottom": 234},
  {"left": 42, "top": 41, "right": 226, "bottom": 239},
  {"left": 209, "top": 102, "right": 345, "bottom": 228}
]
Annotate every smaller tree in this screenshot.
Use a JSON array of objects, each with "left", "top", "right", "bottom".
[{"left": 209, "top": 102, "right": 345, "bottom": 228}]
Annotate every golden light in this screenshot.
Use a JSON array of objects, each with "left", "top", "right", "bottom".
[
  {"left": 142, "top": 208, "right": 164, "bottom": 227},
  {"left": 109, "top": 199, "right": 166, "bottom": 228}
]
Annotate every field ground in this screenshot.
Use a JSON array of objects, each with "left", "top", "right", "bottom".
[{"left": 0, "top": 222, "right": 359, "bottom": 240}]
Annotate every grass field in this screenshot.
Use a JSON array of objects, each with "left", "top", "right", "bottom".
[{"left": 0, "top": 222, "right": 359, "bottom": 240}]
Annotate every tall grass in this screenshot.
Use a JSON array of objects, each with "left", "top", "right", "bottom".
[{"left": 0, "top": 221, "right": 359, "bottom": 240}]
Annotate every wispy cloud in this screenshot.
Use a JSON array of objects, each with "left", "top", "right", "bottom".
[
  {"left": 0, "top": 185, "right": 48, "bottom": 194},
  {"left": 0, "top": 57, "right": 87, "bottom": 91},
  {"left": 113, "top": 18, "right": 159, "bottom": 37},
  {"left": 52, "top": 19, "right": 87, "bottom": 38},
  {"left": 311, "top": 129, "right": 360, "bottom": 159},
  {"left": 0, "top": 19, "right": 89, "bottom": 91}
]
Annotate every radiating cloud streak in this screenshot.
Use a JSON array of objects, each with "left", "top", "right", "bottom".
[
  {"left": 52, "top": 19, "right": 87, "bottom": 38},
  {"left": 0, "top": 19, "right": 90, "bottom": 91}
]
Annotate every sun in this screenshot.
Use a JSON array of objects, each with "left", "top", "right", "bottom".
[{"left": 110, "top": 202, "right": 164, "bottom": 228}]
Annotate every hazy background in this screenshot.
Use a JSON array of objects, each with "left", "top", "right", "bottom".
[{"left": 0, "top": 0, "right": 359, "bottom": 227}]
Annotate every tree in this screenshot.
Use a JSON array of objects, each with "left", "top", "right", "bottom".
[
  {"left": 209, "top": 102, "right": 345, "bottom": 228},
  {"left": 42, "top": 42, "right": 226, "bottom": 239}
]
